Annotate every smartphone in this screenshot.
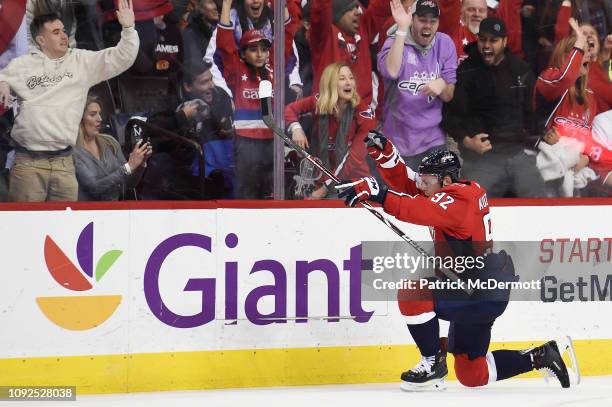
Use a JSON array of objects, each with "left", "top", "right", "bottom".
[{"left": 133, "top": 128, "right": 150, "bottom": 146}]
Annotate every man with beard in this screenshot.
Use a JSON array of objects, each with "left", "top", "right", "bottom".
[
  {"left": 310, "top": 0, "right": 392, "bottom": 107},
  {"left": 442, "top": 17, "right": 545, "bottom": 198},
  {"left": 141, "top": 60, "right": 235, "bottom": 199},
  {"left": 378, "top": 0, "right": 457, "bottom": 168},
  {"left": 437, "top": 0, "right": 523, "bottom": 62}
]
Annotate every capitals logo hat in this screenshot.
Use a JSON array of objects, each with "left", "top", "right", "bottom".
[
  {"left": 412, "top": 0, "right": 440, "bottom": 17},
  {"left": 240, "top": 30, "right": 272, "bottom": 49}
]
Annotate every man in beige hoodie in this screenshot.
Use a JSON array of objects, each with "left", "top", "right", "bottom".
[{"left": 0, "top": 0, "right": 139, "bottom": 202}]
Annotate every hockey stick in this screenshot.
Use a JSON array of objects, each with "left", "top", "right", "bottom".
[{"left": 258, "top": 81, "right": 471, "bottom": 294}]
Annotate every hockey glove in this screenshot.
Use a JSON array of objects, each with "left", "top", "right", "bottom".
[
  {"left": 335, "top": 177, "right": 387, "bottom": 207},
  {"left": 364, "top": 130, "right": 402, "bottom": 168}
]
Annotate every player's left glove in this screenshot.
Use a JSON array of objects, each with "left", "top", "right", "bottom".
[
  {"left": 335, "top": 177, "right": 387, "bottom": 207},
  {"left": 364, "top": 130, "right": 402, "bottom": 168}
]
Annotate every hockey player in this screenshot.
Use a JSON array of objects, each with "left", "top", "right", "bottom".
[{"left": 335, "top": 131, "right": 579, "bottom": 391}]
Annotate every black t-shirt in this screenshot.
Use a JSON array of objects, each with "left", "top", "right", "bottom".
[{"left": 152, "top": 22, "right": 184, "bottom": 76}]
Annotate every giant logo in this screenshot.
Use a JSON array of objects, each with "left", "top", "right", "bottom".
[
  {"left": 37, "top": 223, "right": 374, "bottom": 331},
  {"left": 144, "top": 233, "right": 374, "bottom": 327},
  {"left": 37, "top": 222, "right": 122, "bottom": 330}
]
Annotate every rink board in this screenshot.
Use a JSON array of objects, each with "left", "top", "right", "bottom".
[{"left": 0, "top": 199, "right": 611, "bottom": 394}]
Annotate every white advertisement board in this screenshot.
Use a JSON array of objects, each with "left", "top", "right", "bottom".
[{"left": 0, "top": 205, "right": 610, "bottom": 358}]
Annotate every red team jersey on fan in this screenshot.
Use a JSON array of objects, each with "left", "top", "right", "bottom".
[
  {"left": 309, "top": 0, "right": 391, "bottom": 106},
  {"left": 534, "top": 47, "right": 597, "bottom": 130},
  {"left": 438, "top": 0, "right": 523, "bottom": 62},
  {"left": 583, "top": 134, "right": 612, "bottom": 183},
  {"left": 555, "top": 121, "right": 612, "bottom": 184},
  {"left": 377, "top": 159, "right": 492, "bottom": 253},
  {"left": 284, "top": 96, "right": 375, "bottom": 186},
  {"left": 216, "top": 5, "right": 299, "bottom": 140},
  {"left": 217, "top": 24, "right": 274, "bottom": 139}
]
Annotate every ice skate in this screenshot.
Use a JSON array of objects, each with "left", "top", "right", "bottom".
[
  {"left": 524, "top": 336, "right": 580, "bottom": 388},
  {"left": 400, "top": 350, "right": 448, "bottom": 392}
]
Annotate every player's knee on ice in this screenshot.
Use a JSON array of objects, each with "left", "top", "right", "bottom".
[{"left": 454, "top": 354, "right": 489, "bottom": 387}]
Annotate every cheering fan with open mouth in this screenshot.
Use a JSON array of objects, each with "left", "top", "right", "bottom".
[
  {"left": 535, "top": 18, "right": 598, "bottom": 138},
  {"left": 215, "top": 0, "right": 299, "bottom": 199},
  {"left": 284, "top": 62, "right": 375, "bottom": 199},
  {"left": 534, "top": 18, "right": 606, "bottom": 196}
]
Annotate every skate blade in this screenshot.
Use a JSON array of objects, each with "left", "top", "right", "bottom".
[
  {"left": 400, "top": 378, "right": 447, "bottom": 392},
  {"left": 556, "top": 335, "right": 581, "bottom": 386}
]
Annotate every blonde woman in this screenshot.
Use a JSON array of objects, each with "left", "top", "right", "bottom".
[
  {"left": 285, "top": 62, "right": 375, "bottom": 199},
  {"left": 74, "top": 96, "right": 152, "bottom": 201}
]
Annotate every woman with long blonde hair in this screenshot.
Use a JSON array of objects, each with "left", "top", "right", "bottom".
[
  {"left": 74, "top": 96, "right": 152, "bottom": 200},
  {"left": 285, "top": 62, "right": 375, "bottom": 199}
]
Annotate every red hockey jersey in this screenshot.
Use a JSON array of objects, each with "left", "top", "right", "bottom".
[
  {"left": 534, "top": 47, "right": 598, "bottom": 131},
  {"left": 285, "top": 95, "right": 374, "bottom": 186},
  {"left": 554, "top": 5, "right": 612, "bottom": 112},
  {"left": 583, "top": 132, "right": 612, "bottom": 183},
  {"left": 377, "top": 158, "right": 492, "bottom": 253},
  {"left": 555, "top": 120, "right": 612, "bottom": 184},
  {"left": 309, "top": 0, "right": 391, "bottom": 106},
  {"left": 102, "top": 0, "right": 173, "bottom": 22},
  {"left": 216, "top": 9, "right": 298, "bottom": 140},
  {"left": 438, "top": 0, "right": 523, "bottom": 62}
]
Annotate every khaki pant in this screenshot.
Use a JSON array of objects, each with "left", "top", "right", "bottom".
[{"left": 9, "top": 153, "right": 78, "bottom": 202}]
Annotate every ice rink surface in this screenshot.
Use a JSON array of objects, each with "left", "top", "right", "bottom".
[{"left": 13, "top": 376, "right": 612, "bottom": 407}]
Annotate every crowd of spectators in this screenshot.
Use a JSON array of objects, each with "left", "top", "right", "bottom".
[{"left": 0, "top": 0, "right": 610, "bottom": 202}]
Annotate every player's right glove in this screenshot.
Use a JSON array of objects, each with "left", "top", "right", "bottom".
[
  {"left": 335, "top": 177, "right": 387, "bottom": 207},
  {"left": 364, "top": 130, "right": 403, "bottom": 168}
]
